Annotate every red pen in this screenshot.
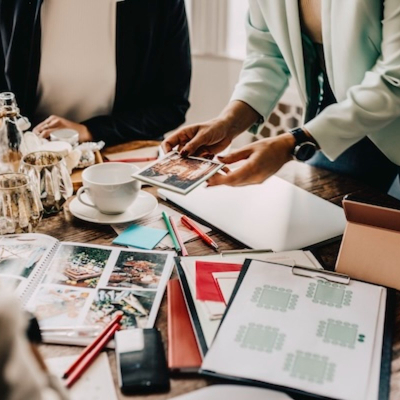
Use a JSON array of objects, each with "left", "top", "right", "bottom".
[
  {"left": 181, "top": 215, "right": 218, "bottom": 250},
  {"left": 63, "top": 312, "right": 123, "bottom": 378},
  {"left": 65, "top": 323, "right": 121, "bottom": 388}
]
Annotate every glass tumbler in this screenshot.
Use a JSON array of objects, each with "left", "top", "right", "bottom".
[
  {"left": 20, "top": 151, "right": 73, "bottom": 214},
  {"left": 0, "top": 173, "right": 43, "bottom": 234}
]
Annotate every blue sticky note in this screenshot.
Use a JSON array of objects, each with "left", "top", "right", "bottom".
[{"left": 113, "top": 224, "right": 168, "bottom": 250}]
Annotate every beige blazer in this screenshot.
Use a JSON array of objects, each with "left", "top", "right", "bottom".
[{"left": 231, "top": 0, "right": 400, "bottom": 165}]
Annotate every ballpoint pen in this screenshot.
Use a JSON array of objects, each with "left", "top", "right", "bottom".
[
  {"left": 181, "top": 215, "right": 219, "bottom": 250},
  {"left": 162, "top": 211, "right": 181, "bottom": 253}
]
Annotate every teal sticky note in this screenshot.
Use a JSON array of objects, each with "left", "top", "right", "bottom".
[{"left": 113, "top": 224, "right": 168, "bottom": 250}]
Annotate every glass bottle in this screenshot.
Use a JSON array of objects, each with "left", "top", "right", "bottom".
[{"left": 0, "top": 92, "right": 24, "bottom": 173}]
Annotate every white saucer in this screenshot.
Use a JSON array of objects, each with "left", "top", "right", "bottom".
[{"left": 69, "top": 190, "right": 158, "bottom": 224}]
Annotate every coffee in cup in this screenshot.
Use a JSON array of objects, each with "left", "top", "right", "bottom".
[{"left": 76, "top": 163, "right": 141, "bottom": 214}]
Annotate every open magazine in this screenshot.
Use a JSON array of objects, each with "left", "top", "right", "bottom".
[{"left": 0, "top": 233, "right": 174, "bottom": 345}]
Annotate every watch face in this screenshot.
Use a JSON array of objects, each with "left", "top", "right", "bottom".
[{"left": 294, "top": 142, "right": 316, "bottom": 161}]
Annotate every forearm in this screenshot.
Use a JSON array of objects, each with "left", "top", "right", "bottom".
[
  {"left": 82, "top": 103, "right": 189, "bottom": 146},
  {"left": 217, "top": 100, "right": 261, "bottom": 139}
]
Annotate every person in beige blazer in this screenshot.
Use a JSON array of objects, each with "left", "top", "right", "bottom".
[{"left": 163, "top": 0, "right": 400, "bottom": 192}]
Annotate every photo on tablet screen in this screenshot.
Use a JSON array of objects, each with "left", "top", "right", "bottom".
[{"left": 133, "top": 151, "right": 224, "bottom": 194}]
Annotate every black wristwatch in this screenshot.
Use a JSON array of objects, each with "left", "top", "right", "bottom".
[{"left": 290, "top": 127, "right": 317, "bottom": 161}]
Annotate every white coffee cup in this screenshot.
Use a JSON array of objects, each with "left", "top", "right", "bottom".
[
  {"left": 76, "top": 163, "right": 141, "bottom": 214},
  {"left": 50, "top": 129, "right": 79, "bottom": 146}
]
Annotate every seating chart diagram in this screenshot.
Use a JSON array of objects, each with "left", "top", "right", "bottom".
[
  {"left": 306, "top": 280, "right": 353, "bottom": 308},
  {"left": 317, "top": 319, "right": 366, "bottom": 348},
  {"left": 251, "top": 285, "right": 299, "bottom": 312},
  {"left": 235, "top": 323, "right": 285, "bottom": 353},
  {"left": 284, "top": 351, "right": 336, "bottom": 384}
]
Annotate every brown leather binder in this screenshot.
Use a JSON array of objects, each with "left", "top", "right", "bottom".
[
  {"left": 167, "top": 279, "right": 202, "bottom": 372},
  {"left": 335, "top": 198, "right": 400, "bottom": 289}
]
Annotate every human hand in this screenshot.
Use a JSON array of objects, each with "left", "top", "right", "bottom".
[
  {"left": 162, "top": 100, "right": 261, "bottom": 158},
  {"left": 207, "top": 133, "right": 295, "bottom": 187},
  {"left": 162, "top": 118, "right": 236, "bottom": 158},
  {"left": 33, "top": 115, "right": 93, "bottom": 142}
]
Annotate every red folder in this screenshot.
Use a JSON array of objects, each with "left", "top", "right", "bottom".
[
  {"left": 167, "top": 279, "right": 202, "bottom": 372},
  {"left": 195, "top": 261, "right": 242, "bottom": 302}
]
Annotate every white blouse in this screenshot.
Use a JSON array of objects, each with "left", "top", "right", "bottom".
[{"left": 35, "top": 0, "right": 117, "bottom": 123}]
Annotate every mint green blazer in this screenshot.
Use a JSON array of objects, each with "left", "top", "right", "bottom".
[{"left": 231, "top": 0, "right": 400, "bottom": 165}]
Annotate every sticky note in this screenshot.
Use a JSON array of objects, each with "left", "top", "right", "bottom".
[{"left": 113, "top": 224, "right": 168, "bottom": 250}]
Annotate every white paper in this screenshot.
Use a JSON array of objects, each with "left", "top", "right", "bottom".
[
  {"left": 180, "top": 250, "right": 322, "bottom": 347},
  {"left": 46, "top": 353, "right": 117, "bottom": 400},
  {"left": 202, "top": 260, "right": 384, "bottom": 400},
  {"left": 112, "top": 203, "right": 211, "bottom": 249},
  {"left": 212, "top": 271, "right": 240, "bottom": 304}
]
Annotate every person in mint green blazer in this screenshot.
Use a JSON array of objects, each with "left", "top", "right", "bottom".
[{"left": 163, "top": 0, "right": 400, "bottom": 192}]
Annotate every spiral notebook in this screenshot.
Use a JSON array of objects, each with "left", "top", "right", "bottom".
[{"left": 0, "top": 233, "right": 174, "bottom": 345}]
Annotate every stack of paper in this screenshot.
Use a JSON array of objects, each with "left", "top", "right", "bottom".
[{"left": 175, "top": 250, "right": 323, "bottom": 356}]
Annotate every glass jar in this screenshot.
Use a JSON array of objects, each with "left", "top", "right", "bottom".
[
  {"left": 0, "top": 92, "right": 24, "bottom": 173},
  {"left": 0, "top": 173, "right": 43, "bottom": 234},
  {"left": 20, "top": 151, "right": 73, "bottom": 214}
]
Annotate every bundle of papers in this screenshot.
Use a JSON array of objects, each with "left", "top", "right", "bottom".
[{"left": 176, "top": 250, "right": 323, "bottom": 354}]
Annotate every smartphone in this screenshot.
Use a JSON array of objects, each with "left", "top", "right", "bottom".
[{"left": 115, "top": 328, "right": 170, "bottom": 394}]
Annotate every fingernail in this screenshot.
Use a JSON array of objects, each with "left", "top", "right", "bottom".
[
  {"left": 181, "top": 150, "right": 189, "bottom": 157},
  {"left": 204, "top": 153, "right": 214, "bottom": 160}
]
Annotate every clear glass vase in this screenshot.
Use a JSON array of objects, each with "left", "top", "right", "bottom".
[
  {"left": 0, "top": 173, "right": 43, "bottom": 234},
  {"left": 20, "top": 151, "right": 73, "bottom": 214}
]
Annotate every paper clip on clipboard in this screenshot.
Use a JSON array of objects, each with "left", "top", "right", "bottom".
[{"left": 292, "top": 265, "right": 350, "bottom": 285}]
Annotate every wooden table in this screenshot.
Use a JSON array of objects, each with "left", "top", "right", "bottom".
[{"left": 38, "top": 151, "right": 400, "bottom": 399}]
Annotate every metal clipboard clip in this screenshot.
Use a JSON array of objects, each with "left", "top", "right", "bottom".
[{"left": 292, "top": 265, "right": 350, "bottom": 285}]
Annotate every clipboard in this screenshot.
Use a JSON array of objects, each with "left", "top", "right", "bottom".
[
  {"left": 200, "top": 259, "right": 394, "bottom": 400},
  {"left": 175, "top": 251, "right": 333, "bottom": 358}
]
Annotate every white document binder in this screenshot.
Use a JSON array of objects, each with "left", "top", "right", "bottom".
[{"left": 158, "top": 175, "right": 346, "bottom": 251}]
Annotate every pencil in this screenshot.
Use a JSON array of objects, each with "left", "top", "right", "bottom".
[
  {"left": 169, "top": 216, "right": 188, "bottom": 256},
  {"left": 65, "top": 323, "right": 121, "bottom": 388},
  {"left": 63, "top": 313, "right": 123, "bottom": 379},
  {"left": 162, "top": 211, "right": 181, "bottom": 253}
]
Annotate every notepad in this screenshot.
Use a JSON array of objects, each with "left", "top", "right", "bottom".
[
  {"left": 113, "top": 224, "right": 168, "bottom": 250},
  {"left": 46, "top": 353, "right": 117, "bottom": 400}
]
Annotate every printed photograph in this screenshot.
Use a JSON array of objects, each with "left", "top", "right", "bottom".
[
  {"left": 107, "top": 251, "right": 168, "bottom": 289},
  {"left": 85, "top": 289, "right": 155, "bottom": 329},
  {"left": 30, "top": 286, "right": 90, "bottom": 327},
  {"left": 43, "top": 245, "right": 111, "bottom": 289},
  {"left": 134, "top": 151, "right": 224, "bottom": 194},
  {"left": 0, "top": 240, "right": 47, "bottom": 279}
]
